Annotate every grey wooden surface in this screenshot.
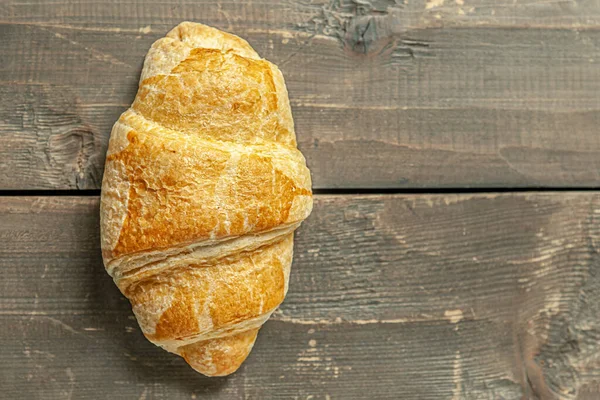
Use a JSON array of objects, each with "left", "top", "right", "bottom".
[
  {"left": 2, "top": 194, "right": 600, "bottom": 399},
  {"left": 1, "top": 0, "right": 600, "bottom": 189},
  {"left": 2, "top": 1, "right": 600, "bottom": 399}
]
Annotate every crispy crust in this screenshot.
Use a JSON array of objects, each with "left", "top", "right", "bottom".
[{"left": 100, "top": 22, "right": 312, "bottom": 376}]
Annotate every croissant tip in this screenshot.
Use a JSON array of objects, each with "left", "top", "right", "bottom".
[
  {"left": 180, "top": 328, "right": 259, "bottom": 377},
  {"left": 189, "top": 363, "right": 242, "bottom": 378}
]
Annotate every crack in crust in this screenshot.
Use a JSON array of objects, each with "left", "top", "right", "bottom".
[{"left": 100, "top": 22, "right": 312, "bottom": 376}]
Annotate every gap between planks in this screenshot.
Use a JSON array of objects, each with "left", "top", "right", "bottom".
[{"left": 1, "top": 188, "right": 600, "bottom": 197}]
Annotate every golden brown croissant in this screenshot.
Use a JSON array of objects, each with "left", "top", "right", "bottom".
[{"left": 100, "top": 22, "right": 312, "bottom": 376}]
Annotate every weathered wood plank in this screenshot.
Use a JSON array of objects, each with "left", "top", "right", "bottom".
[
  {"left": 1, "top": 193, "right": 599, "bottom": 399},
  {"left": 1, "top": 0, "right": 600, "bottom": 189}
]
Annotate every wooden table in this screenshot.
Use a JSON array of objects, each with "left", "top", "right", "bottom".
[{"left": 1, "top": 1, "right": 600, "bottom": 399}]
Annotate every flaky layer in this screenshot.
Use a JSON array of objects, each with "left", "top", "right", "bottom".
[
  {"left": 127, "top": 235, "right": 293, "bottom": 345},
  {"left": 101, "top": 109, "right": 311, "bottom": 264},
  {"left": 99, "top": 22, "right": 312, "bottom": 376}
]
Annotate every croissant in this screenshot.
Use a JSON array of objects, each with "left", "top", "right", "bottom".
[{"left": 100, "top": 22, "right": 312, "bottom": 376}]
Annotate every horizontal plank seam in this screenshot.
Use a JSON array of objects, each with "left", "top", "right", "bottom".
[
  {"left": 1, "top": 188, "right": 600, "bottom": 197},
  {"left": 313, "top": 187, "right": 600, "bottom": 194}
]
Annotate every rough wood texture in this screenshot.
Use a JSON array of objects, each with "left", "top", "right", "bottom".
[
  {"left": 1, "top": 0, "right": 600, "bottom": 189},
  {"left": 1, "top": 194, "right": 599, "bottom": 399}
]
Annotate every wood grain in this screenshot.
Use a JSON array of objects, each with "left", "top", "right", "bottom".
[
  {"left": 1, "top": 0, "right": 600, "bottom": 189},
  {"left": 1, "top": 193, "right": 599, "bottom": 399}
]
